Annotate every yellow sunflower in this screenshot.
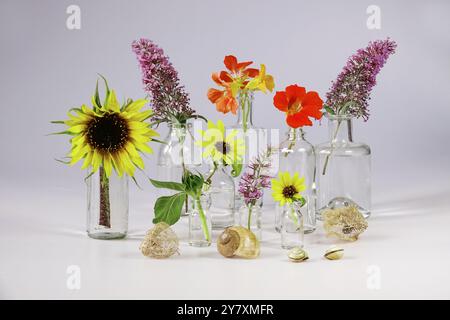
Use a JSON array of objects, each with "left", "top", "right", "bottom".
[
  {"left": 58, "top": 79, "right": 158, "bottom": 177},
  {"left": 196, "top": 120, "right": 245, "bottom": 165},
  {"left": 271, "top": 171, "right": 306, "bottom": 206}
]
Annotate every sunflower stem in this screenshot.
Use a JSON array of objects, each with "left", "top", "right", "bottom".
[
  {"left": 99, "top": 167, "right": 111, "bottom": 228},
  {"left": 288, "top": 202, "right": 299, "bottom": 226}
]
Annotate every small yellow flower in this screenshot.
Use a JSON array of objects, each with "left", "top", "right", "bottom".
[
  {"left": 196, "top": 120, "right": 245, "bottom": 165},
  {"left": 61, "top": 82, "right": 158, "bottom": 178},
  {"left": 271, "top": 171, "right": 306, "bottom": 206},
  {"left": 245, "top": 64, "right": 275, "bottom": 93}
]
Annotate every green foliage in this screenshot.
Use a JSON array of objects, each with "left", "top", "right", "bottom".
[
  {"left": 150, "top": 170, "right": 205, "bottom": 226},
  {"left": 152, "top": 192, "right": 186, "bottom": 225}
]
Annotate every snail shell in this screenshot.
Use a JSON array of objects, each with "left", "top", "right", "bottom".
[
  {"left": 288, "top": 247, "right": 309, "bottom": 262},
  {"left": 324, "top": 246, "right": 344, "bottom": 260},
  {"left": 217, "top": 226, "right": 260, "bottom": 258}
]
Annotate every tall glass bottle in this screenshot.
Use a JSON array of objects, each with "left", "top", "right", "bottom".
[
  {"left": 230, "top": 91, "right": 268, "bottom": 209},
  {"left": 206, "top": 164, "right": 235, "bottom": 229},
  {"left": 87, "top": 167, "right": 129, "bottom": 239},
  {"left": 316, "top": 114, "right": 371, "bottom": 219},
  {"left": 156, "top": 122, "right": 198, "bottom": 215},
  {"left": 275, "top": 128, "right": 316, "bottom": 234}
]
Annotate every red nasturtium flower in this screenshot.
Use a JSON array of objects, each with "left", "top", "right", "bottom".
[
  {"left": 207, "top": 55, "right": 259, "bottom": 114},
  {"left": 273, "top": 85, "right": 323, "bottom": 128}
]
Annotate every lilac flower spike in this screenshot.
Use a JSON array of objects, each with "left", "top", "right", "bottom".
[
  {"left": 132, "top": 38, "right": 194, "bottom": 123},
  {"left": 325, "top": 38, "right": 397, "bottom": 120},
  {"left": 239, "top": 148, "right": 273, "bottom": 206}
]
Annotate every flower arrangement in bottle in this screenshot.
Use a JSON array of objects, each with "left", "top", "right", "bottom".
[
  {"left": 237, "top": 148, "right": 273, "bottom": 239},
  {"left": 207, "top": 55, "right": 274, "bottom": 132},
  {"left": 52, "top": 77, "right": 159, "bottom": 239},
  {"left": 271, "top": 172, "right": 307, "bottom": 249},
  {"left": 272, "top": 84, "right": 323, "bottom": 233},
  {"left": 316, "top": 38, "right": 397, "bottom": 219}
]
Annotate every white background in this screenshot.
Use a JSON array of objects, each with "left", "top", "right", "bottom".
[{"left": 1, "top": 0, "right": 450, "bottom": 299}]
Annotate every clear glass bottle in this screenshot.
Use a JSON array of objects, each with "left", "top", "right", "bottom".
[
  {"left": 238, "top": 201, "right": 262, "bottom": 241},
  {"left": 275, "top": 128, "right": 316, "bottom": 234},
  {"left": 280, "top": 202, "right": 304, "bottom": 249},
  {"left": 188, "top": 196, "right": 212, "bottom": 247},
  {"left": 316, "top": 114, "right": 371, "bottom": 219},
  {"left": 157, "top": 122, "right": 199, "bottom": 215},
  {"left": 206, "top": 164, "right": 235, "bottom": 229},
  {"left": 230, "top": 91, "right": 268, "bottom": 209},
  {"left": 87, "top": 167, "right": 128, "bottom": 239}
]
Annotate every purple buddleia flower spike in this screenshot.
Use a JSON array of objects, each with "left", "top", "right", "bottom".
[
  {"left": 325, "top": 39, "right": 397, "bottom": 120},
  {"left": 132, "top": 38, "right": 194, "bottom": 123}
]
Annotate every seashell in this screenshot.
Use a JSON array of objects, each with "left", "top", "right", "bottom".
[
  {"left": 322, "top": 206, "right": 368, "bottom": 241},
  {"left": 324, "top": 246, "right": 344, "bottom": 260},
  {"left": 140, "top": 222, "right": 179, "bottom": 259},
  {"left": 288, "top": 247, "right": 309, "bottom": 262},
  {"left": 217, "top": 226, "right": 260, "bottom": 258}
]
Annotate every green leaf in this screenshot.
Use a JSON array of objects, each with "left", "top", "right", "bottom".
[
  {"left": 153, "top": 193, "right": 186, "bottom": 225},
  {"left": 94, "top": 79, "right": 102, "bottom": 110},
  {"left": 98, "top": 74, "right": 110, "bottom": 106},
  {"left": 50, "top": 120, "right": 65, "bottom": 124},
  {"left": 182, "top": 171, "right": 204, "bottom": 197},
  {"left": 149, "top": 179, "right": 186, "bottom": 192},
  {"left": 324, "top": 105, "right": 335, "bottom": 115},
  {"left": 231, "top": 163, "right": 243, "bottom": 178}
]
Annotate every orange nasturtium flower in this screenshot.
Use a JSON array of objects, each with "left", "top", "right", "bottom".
[
  {"left": 273, "top": 84, "right": 323, "bottom": 128},
  {"left": 207, "top": 55, "right": 271, "bottom": 115}
]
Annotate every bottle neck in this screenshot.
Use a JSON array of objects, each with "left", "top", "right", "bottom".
[
  {"left": 287, "top": 128, "right": 306, "bottom": 141},
  {"left": 328, "top": 116, "right": 353, "bottom": 143},
  {"left": 236, "top": 90, "right": 254, "bottom": 130},
  {"left": 168, "top": 122, "right": 188, "bottom": 141}
]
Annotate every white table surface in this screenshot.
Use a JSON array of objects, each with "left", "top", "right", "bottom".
[{"left": 1, "top": 181, "right": 450, "bottom": 300}]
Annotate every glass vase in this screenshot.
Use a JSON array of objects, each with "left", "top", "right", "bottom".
[
  {"left": 206, "top": 164, "right": 235, "bottom": 229},
  {"left": 316, "top": 114, "right": 371, "bottom": 219},
  {"left": 275, "top": 128, "right": 316, "bottom": 234},
  {"left": 230, "top": 90, "right": 268, "bottom": 209},
  {"left": 188, "top": 196, "right": 212, "bottom": 247},
  {"left": 156, "top": 122, "right": 198, "bottom": 216},
  {"left": 280, "top": 202, "right": 304, "bottom": 249},
  {"left": 238, "top": 201, "right": 262, "bottom": 241},
  {"left": 87, "top": 167, "right": 128, "bottom": 239}
]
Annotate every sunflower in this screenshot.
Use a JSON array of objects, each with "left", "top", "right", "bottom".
[
  {"left": 57, "top": 79, "right": 158, "bottom": 177},
  {"left": 271, "top": 172, "right": 306, "bottom": 206},
  {"left": 196, "top": 120, "right": 245, "bottom": 165}
]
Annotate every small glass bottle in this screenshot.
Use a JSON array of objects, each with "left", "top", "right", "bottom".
[
  {"left": 316, "top": 114, "right": 371, "bottom": 219},
  {"left": 238, "top": 201, "right": 262, "bottom": 241},
  {"left": 87, "top": 167, "right": 128, "bottom": 239},
  {"left": 275, "top": 128, "right": 316, "bottom": 234},
  {"left": 280, "top": 202, "right": 304, "bottom": 249},
  {"left": 207, "top": 164, "right": 235, "bottom": 229},
  {"left": 188, "top": 196, "right": 212, "bottom": 247}
]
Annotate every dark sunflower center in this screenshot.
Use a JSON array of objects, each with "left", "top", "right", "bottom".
[
  {"left": 282, "top": 185, "right": 297, "bottom": 199},
  {"left": 215, "top": 141, "right": 230, "bottom": 154},
  {"left": 86, "top": 113, "right": 129, "bottom": 152}
]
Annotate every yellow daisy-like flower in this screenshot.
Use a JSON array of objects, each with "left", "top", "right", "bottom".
[
  {"left": 196, "top": 120, "right": 245, "bottom": 165},
  {"left": 61, "top": 81, "right": 158, "bottom": 178},
  {"left": 271, "top": 171, "right": 306, "bottom": 206}
]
